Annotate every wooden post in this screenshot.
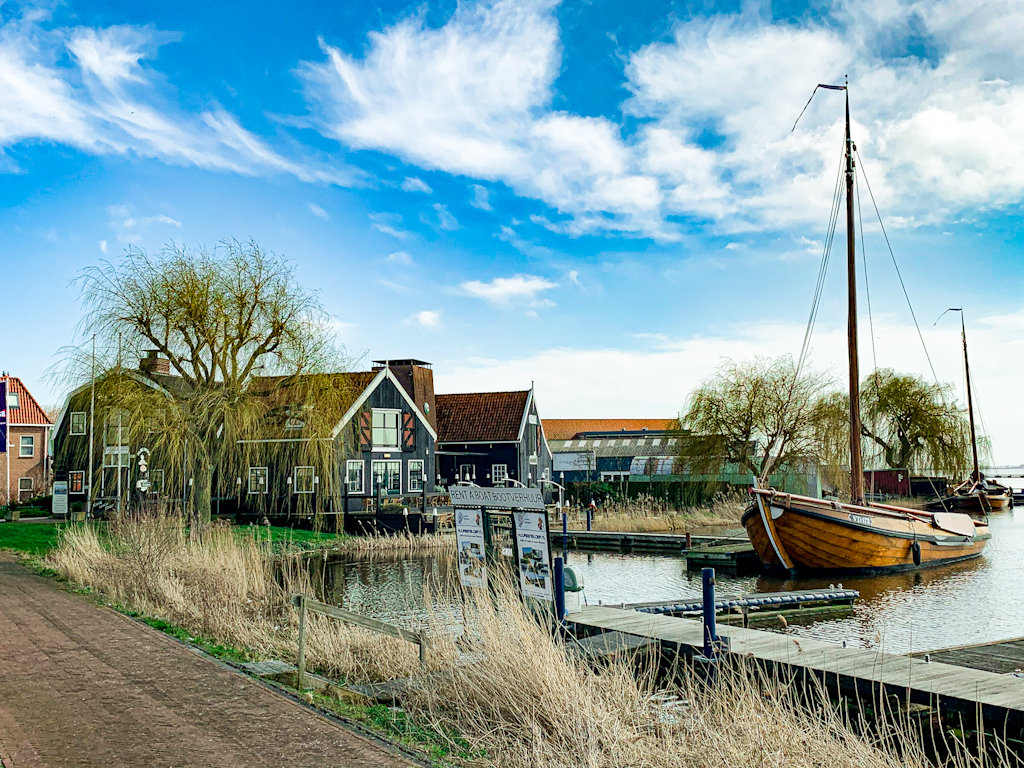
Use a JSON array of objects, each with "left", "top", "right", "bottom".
[
  {"left": 296, "top": 595, "right": 307, "bottom": 691},
  {"left": 702, "top": 567, "right": 717, "bottom": 659},
  {"left": 418, "top": 636, "right": 427, "bottom": 669}
]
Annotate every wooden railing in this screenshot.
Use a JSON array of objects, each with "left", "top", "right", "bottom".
[{"left": 290, "top": 595, "right": 428, "bottom": 690}]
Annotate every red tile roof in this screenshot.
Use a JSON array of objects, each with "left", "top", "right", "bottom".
[
  {"left": 542, "top": 419, "right": 677, "bottom": 441},
  {"left": 2, "top": 376, "right": 52, "bottom": 426},
  {"left": 436, "top": 391, "right": 529, "bottom": 443}
]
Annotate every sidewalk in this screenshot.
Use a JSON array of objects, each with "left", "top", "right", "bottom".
[{"left": 0, "top": 553, "right": 415, "bottom": 767}]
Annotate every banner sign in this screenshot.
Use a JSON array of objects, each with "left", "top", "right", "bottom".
[
  {"left": 0, "top": 380, "right": 6, "bottom": 454},
  {"left": 512, "top": 511, "right": 553, "bottom": 602},
  {"left": 448, "top": 485, "right": 544, "bottom": 510},
  {"left": 52, "top": 481, "right": 69, "bottom": 517},
  {"left": 454, "top": 508, "right": 488, "bottom": 589}
]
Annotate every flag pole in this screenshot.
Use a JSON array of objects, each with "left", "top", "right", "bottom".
[{"left": 87, "top": 335, "right": 96, "bottom": 520}]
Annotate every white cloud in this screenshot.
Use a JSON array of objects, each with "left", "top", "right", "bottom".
[
  {"left": 99, "top": 239, "right": 108, "bottom": 253},
  {"left": 458, "top": 273, "right": 557, "bottom": 307},
  {"left": 435, "top": 309, "right": 1024, "bottom": 463},
  {"left": 401, "top": 176, "right": 432, "bottom": 193},
  {"left": 433, "top": 203, "right": 459, "bottom": 231},
  {"left": 369, "top": 212, "right": 408, "bottom": 239},
  {"left": 387, "top": 250, "right": 413, "bottom": 264},
  {"left": 470, "top": 184, "right": 492, "bottom": 210},
  {"left": 409, "top": 309, "right": 442, "bottom": 328},
  {"left": 309, "top": 202, "right": 329, "bottom": 220}
]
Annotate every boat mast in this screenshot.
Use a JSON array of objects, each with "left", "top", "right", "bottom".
[
  {"left": 845, "top": 85, "right": 865, "bottom": 505},
  {"left": 960, "top": 314, "right": 981, "bottom": 484}
]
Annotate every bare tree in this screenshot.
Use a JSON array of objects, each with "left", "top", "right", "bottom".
[
  {"left": 679, "top": 356, "right": 833, "bottom": 483},
  {"left": 59, "top": 240, "right": 350, "bottom": 525}
]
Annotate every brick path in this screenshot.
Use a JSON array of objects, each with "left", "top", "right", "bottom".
[{"left": 0, "top": 553, "right": 415, "bottom": 767}]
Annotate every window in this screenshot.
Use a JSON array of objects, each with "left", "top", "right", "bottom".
[
  {"left": 104, "top": 410, "right": 129, "bottom": 445},
  {"left": 293, "top": 466, "right": 315, "bottom": 494},
  {"left": 70, "top": 412, "right": 87, "bottom": 435},
  {"left": 104, "top": 446, "right": 129, "bottom": 468},
  {"left": 371, "top": 460, "right": 401, "bottom": 494},
  {"left": 346, "top": 460, "right": 364, "bottom": 494},
  {"left": 150, "top": 469, "right": 164, "bottom": 494},
  {"left": 248, "top": 467, "right": 268, "bottom": 494},
  {"left": 18, "top": 477, "right": 32, "bottom": 498},
  {"left": 7, "top": 392, "right": 18, "bottom": 409},
  {"left": 492, "top": 464, "right": 508, "bottom": 484},
  {"left": 69, "top": 471, "right": 85, "bottom": 494},
  {"left": 458, "top": 464, "right": 474, "bottom": 483},
  {"left": 408, "top": 460, "right": 424, "bottom": 492},
  {"left": 19, "top": 435, "right": 34, "bottom": 458},
  {"left": 372, "top": 409, "right": 400, "bottom": 449}
]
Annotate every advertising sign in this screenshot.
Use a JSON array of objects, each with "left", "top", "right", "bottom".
[
  {"left": 512, "top": 511, "right": 553, "bottom": 602},
  {"left": 52, "top": 480, "right": 69, "bottom": 518},
  {"left": 448, "top": 485, "right": 544, "bottom": 510},
  {"left": 454, "top": 508, "right": 487, "bottom": 589},
  {"left": 0, "top": 380, "right": 6, "bottom": 454}
]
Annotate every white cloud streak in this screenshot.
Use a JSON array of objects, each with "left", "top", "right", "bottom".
[
  {"left": 458, "top": 273, "right": 557, "bottom": 307},
  {"left": 309, "top": 202, "right": 329, "bottom": 220}
]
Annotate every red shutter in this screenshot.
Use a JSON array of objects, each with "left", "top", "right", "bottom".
[
  {"left": 402, "top": 412, "right": 416, "bottom": 451},
  {"left": 359, "top": 411, "right": 372, "bottom": 451}
]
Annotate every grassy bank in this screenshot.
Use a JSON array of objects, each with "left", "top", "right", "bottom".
[
  {"left": 45, "top": 513, "right": 995, "bottom": 768},
  {"left": 0, "top": 521, "right": 63, "bottom": 555},
  {"left": 574, "top": 493, "right": 746, "bottom": 533}
]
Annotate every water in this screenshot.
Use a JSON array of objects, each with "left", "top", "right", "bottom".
[{"left": 319, "top": 506, "right": 1024, "bottom": 655}]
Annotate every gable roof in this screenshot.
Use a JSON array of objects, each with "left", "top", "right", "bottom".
[
  {"left": 332, "top": 367, "right": 438, "bottom": 441},
  {"left": 436, "top": 391, "right": 530, "bottom": 443},
  {"left": 2, "top": 376, "right": 53, "bottom": 426},
  {"left": 542, "top": 419, "right": 677, "bottom": 441}
]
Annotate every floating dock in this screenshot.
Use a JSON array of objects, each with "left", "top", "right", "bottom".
[
  {"left": 623, "top": 589, "right": 858, "bottom": 628},
  {"left": 569, "top": 606, "right": 1024, "bottom": 727},
  {"left": 684, "top": 541, "right": 760, "bottom": 573},
  {"left": 550, "top": 529, "right": 746, "bottom": 556},
  {"left": 911, "top": 637, "right": 1024, "bottom": 675}
]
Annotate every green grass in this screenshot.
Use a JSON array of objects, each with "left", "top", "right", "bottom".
[
  {"left": 0, "top": 521, "right": 64, "bottom": 555},
  {"left": 235, "top": 524, "right": 351, "bottom": 551}
]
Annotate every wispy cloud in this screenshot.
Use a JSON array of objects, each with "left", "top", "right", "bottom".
[
  {"left": 470, "top": 184, "right": 493, "bottom": 210},
  {"left": 433, "top": 203, "right": 459, "bottom": 231},
  {"left": 99, "top": 239, "right": 108, "bottom": 253},
  {"left": 458, "top": 274, "right": 557, "bottom": 307},
  {"left": 309, "top": 202, "right": 329, "bottom": 220},
  {"left": 401, "top": 176, "right": 432, "bottom": 193},
  {"left": 369, "top": 212, "right": 408, "bottom": 239},
  {"left": 387, "top": 250, "right": 413, "bottom": 264},
  {"left": 408, "top": 309, "right": 442, "bottom": 328}
]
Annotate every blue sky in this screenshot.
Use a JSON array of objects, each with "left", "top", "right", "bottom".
[{"left": 3, "top": 0, "right": 1024, "bottom": 462}]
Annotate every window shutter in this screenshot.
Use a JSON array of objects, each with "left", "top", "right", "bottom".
[
  {"left": 359, "top": 411, "right": 372, "bottom": 451},
  {"left": 402, "top": 412, "right": 416, "bottom": 451}
]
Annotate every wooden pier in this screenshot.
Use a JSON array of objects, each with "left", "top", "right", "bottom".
[
  {"left": 911, "top": 636, "right": 1024, "bottom": 675},
  {"left": 570, "top": 606, "right": 1024, "bottom": 726},
  {"left": 684, "top": 541, "right": 760, "bottom": 573},
  {"left": 550, "top": 529, "right": 746, "bottom": 556}
]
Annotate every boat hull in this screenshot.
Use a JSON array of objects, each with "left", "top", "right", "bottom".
[
  {"left": 926, "top": 492, "right": 1010, "bottom": 515},
  {"left": 742, "top": 494, "right": 990, "bottom": 575}
]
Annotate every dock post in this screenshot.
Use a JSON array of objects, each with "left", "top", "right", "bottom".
[
  {"left": 553, "top": 556, "right": 566, "bottom": 624},
  {"left": 296, "top": 595, "right": 307, "bottom": 691},
  {"left": 684, "top": 532, "right": 692, "bottom": 550},
  {"left": 701, "top": 567, "right": 717, "bottom": 659},
  {"left": 586, "top": 508, "right": 592, "bottom": 531},
  {"left": 562, "top": 511, "right": 568, "bottom": 558}
]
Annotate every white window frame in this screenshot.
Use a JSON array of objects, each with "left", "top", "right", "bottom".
[
  {"left": 18, "top": 477, "right": 33, "bottom": 497},
  {"left": 492, "top": 464, "right": 508, "bottom": 484},
  {"left": 69, "top": 471, "right": 85, "bottom": 494},
  {"left": 458, "top": 463, "right": 474, "bottom": 483},
  {"left": 7, "top": 392, "right": 19, "bottom": 409},
  {"left": 19, "top": 435, "right": 35, "bottom": 458},
  {"left": 103, "top": 446, "right": 129, "bottom": 468},
  {"left": 248, "top": 467, "right": 268, "bottom": 495},
  {"left": 371, "top": 460, "right": 402, "bottom": 494},
  {"left": 408, "top": 459, "right": 424, "bottom": 492},
  {"left": 346, "top": 460, "right": 364, "bottom": 494},
  {"left": 70, "top": 412, "right": 87, "bottom": 435},
  {"left": 371, "top": 408, "right": 401, "bottom": 450},
  {"left": 293, "top": 466, "right": 315, "bottom": 494}
]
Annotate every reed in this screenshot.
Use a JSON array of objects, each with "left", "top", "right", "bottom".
[{"left": 577, "top": 493, "right": 745, "bottom": 533}]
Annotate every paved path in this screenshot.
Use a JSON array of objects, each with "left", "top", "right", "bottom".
[{"left": 0, "top": 553, "right": 415, "bottom": 768}]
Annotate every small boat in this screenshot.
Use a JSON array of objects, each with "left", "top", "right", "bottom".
[
  {"left": 925, "top": 312, "right": 1008, "bottom": 515},
  {"left": 742, "top": 84, "right": 990, "bottom": 575}
]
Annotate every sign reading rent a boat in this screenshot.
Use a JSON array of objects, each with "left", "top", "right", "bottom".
[{"left": 448, "top": 486, "right": 544, "bottom": 510}]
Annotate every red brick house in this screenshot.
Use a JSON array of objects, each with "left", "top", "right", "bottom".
[{"left": 2, "top": 375, "right": 53, "bottom": 505}]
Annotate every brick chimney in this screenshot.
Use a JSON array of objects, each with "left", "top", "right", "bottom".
[{"left": 139, "top": 350, "right": 171, "bottom": 376}]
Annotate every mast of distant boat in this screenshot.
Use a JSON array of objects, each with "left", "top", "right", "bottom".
[{"left": 959, "top": 313, "right": 981, "bottom": 485}]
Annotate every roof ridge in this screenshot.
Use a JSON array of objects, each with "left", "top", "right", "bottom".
[{"left": 1, "top": 375, "right": 53, "bottom": 425}]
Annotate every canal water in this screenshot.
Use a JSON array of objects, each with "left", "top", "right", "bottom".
[{"left": 322, "top": 505, "right": 1024, "bottom": 656}]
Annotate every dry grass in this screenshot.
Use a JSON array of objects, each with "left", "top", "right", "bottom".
[
  {"left": 575, "top": 493, "right": 746, "bottom": 533},
  {"left": 334, "top": 531, "right": 456, "bottom": 555},
  {"left": 49, "top": 514, "right": 1001, "bottom": 768}
]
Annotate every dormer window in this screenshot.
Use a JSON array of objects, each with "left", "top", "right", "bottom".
[
  {"left": 372, "top": 409, "right": 400, "bottom": 449},
  {"left": 7, "top": 392, "right": 18, "bottom": 409}
]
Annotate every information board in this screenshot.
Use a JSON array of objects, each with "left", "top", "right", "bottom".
[
  {"left": 512, "top": 511, "right": 553, "bottom": 602},
  {"left": 454, "top": 508, "right": 487, "bottom": 589},
  {"left": 52, "top": 480, "right": 68, "bottom": 518},
  {"left": 448, "top": 485, "right": 544, "bottom": 510}
]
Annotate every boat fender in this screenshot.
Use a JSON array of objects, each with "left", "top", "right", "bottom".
[{"left": 911, "top": 540, "right": 922, "bottom": 566}]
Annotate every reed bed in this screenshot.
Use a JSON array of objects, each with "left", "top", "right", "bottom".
[
  {"left": 49, "top": 514, "right": 1001, "bottom": 767},
  {"left": 578, "top": 493, "right": 746, "bottom": 533}
]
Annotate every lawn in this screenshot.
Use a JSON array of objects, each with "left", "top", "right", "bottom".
[
  {"left": 235, "top": 524, "right": 351, "bottom": 550},
  {"left": 0, "top": 521, "right": 63, "bottom": 555}
]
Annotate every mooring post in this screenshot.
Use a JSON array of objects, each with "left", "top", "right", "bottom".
[
  {"left": 586, "top": 507, "right": 592, "bottom": 531},
  {"left": 685, "top": 531, "right": 692, "bottom": 550},
  {"left": 702, "top": 567, "right": 717, "bottom": 659},
  {"left": 296, "top": 594, "right": 307, "bottom": 691},
  {"left": 562, "top": 511, "right": 568, "bottom": 558},
  {"left": 418, "top": 635, "right": 427, "bottom": 669},
  {"left": 553, "top": 556, "right": 566, "bottom": 624}
]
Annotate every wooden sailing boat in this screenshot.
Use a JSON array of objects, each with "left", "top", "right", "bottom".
[
  {"left": 925, "top": 312, "right": 1009, "bottom": 515},
  {"left": 741, "top": 84, "right": 990, "bottom": 574}
]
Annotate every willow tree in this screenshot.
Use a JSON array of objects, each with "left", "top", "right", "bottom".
[
  {"left": 63, "top": 240, "right": 349, "bottom": 525},
  {"left": 679, "top": 356, "right": 833, "bottom": 483}
]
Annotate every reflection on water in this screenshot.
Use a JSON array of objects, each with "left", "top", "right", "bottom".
[{"left": 316, "top": 508, "right": 1024, "bottom": 655}]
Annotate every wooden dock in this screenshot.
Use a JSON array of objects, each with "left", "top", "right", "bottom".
[
  {"left": 684, "top": 541, "right": 760, "bottom": 573},
  {"left": 570, "top": 606, "right": 1024, "bottom": 726},
  {"left": 550, "top": 529, "right": 746, "bottom": 556},
  {"left": 911, "top": 637, "right": 1024, "bottom": 675}
]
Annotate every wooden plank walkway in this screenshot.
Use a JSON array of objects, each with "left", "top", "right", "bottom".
[
  {"left": 570, "top": 606, "right": 1024, "bottom": 722},
  {"left": 550, "top": 529, "right": 746, "bottom": 555},
  {"left": 911, "top": 637, "right": 1024, "bottom": 675}
]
